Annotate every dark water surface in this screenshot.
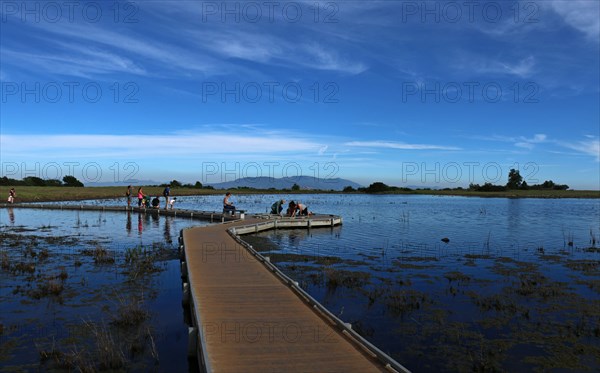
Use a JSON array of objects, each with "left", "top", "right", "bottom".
[
  {"left": 3, "top": 194, "right": 599, "bottom": 372},
  {"left": 1, "top": 208, "right": 205, "bottom": 372}
]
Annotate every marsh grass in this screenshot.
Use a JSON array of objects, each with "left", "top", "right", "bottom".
[
  {"left": 1, "top": 220, "right": 180, "bottom": 371},
  {"left": 0, "top": 251, "right": 9, "bottom": 270},
  {"left": 384, "top": 290, "right": 428, "bottom": 316},
  {"left": 444, "top": 271, "right": 471, "bottom": 283},
  {"left": 324, "top": 268, "right": 371, "bottom": 289},
  {"left": 2, "top": 185, "right": 598, "bottom": 203},
  {"left": 110, "top": 294, "right": 149, "bottom": 328},
  {"left": 123, "top": 244, "right": 174, "bottom": 280},
  {"left": 81, "top": 246, "right": 115, "bottom": 264}
]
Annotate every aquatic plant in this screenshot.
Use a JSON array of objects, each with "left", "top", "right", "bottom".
[
  {"left": 87, "top": 321, "right": 127, "bottom": 370},
  {"left": 29, "top": 278, "right": 64, "bottom": 299},
  {"left": 123, "top": 246, "right": 163, "bottom": 280},
  {"left": 111, "top": 294, "right": 149, "bottom": 328},
  {"left": 563, "top": 229, "right": 574, "bottom": 247},
  {"left": 384, "top": 290, "right": 427, "bottom": 316},
  {"left": 0, "top": 251, "right": 9, "bottom": 270},
  {"left": 82, "top": 246, "right": 115, "bottom": 265},
  {"left": 444, "top": 271, "right": 470, "bottom": 283},
  {"left": 483, "top": 230, "right": 492, "bottom": 251},
  {"left": 57, "top": 267, "right": 68, "bottom": 281},
  {"left": 324, "top": 268, "right": 371, "bottom": 289}
]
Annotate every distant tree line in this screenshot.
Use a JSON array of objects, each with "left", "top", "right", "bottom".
[
  {"left": 342, "top": 169, "right": 569, "bottom": 193},
  {"left": 468, "top": 169, "right": 568, "bottom": 191},
  {"left": 0, "top": 175, "right": 84, "bottom": 187},
  {"left": 159, "top": 180, "right": 214, "bottom": 189}
]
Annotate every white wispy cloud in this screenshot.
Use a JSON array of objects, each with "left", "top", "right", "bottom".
[
  {"left": 514, "top": 134, "right": 547, "bottom": 149},
  {"left": 13, "top": 21, "right": 222, "bottom": 77},
  {"left": 559, "top": 139, "right": 600, "bottom": 161},
  {"left": 547, "top": 0, "right": 600, "bottom": 40},
  {"left": 461, "top": 55, "right": 537, "bottom": 78},
  {"left": 345, "top": 140, "right": 460, "bottom": 151},
  {"left": 193, "top": 29, "right": 367, "bottom": 75},
  {"left": 0, "top": 132, "right": 324, "bottom": 158},
  {"left": 1, "top": 46, "right": 146, "bottom": 79}
]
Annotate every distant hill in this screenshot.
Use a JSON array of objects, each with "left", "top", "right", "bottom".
[{"left": 208, "top": 176, "right": 361, "bottom": 191}]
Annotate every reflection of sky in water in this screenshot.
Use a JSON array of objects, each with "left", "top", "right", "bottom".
[
  {"left": 35, "top": 194, "right": 599, "bottom": 254},
  {"left": 1, "top": 208, "right": 209, "bottom": 250}
]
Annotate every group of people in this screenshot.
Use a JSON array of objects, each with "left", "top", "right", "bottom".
[
  {"left": 127, "top": 185, "right": 176, "bottom": 209},
  {"left": 271, "top": 199, "right": 311, "bottom": 217},
  {"left": 122, "top": 187, "right": 314, "bottom": 217}
]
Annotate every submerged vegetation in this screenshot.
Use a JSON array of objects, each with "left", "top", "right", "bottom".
[
  {"left": 0, "top": 223, "right": 179, "bottom": 371},
  {"left": 244, "top": 227, "right": 600, "bottom": 372}
]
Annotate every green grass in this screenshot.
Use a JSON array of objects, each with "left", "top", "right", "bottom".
[
  {"left": 1, "top": 185, "right": 598, "bottom": 203},
  {"left": 0, "top": 185, "right": 221, "bottom": 202}
]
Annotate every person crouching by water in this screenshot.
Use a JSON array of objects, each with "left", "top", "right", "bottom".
[
  {"left": 7, "top": 188, "right": 16, "bottom": 203},
  {"left": 151, "top": 196, "right": 161, "bottom": 209},
  {"left": 286, "top": 200, "right": 296, "bottom": 216},
  {"left": 294, "top": 201, "right": 311, "bottom": 217},
  {"left": 223, "top": 192, "right": 236, "bottom": 215},
  {"left": 271, "top": 199, "right": 286, "bottom": 215},
  {"left": 143, "top": 195, "right": 151, "bottom": 208}
]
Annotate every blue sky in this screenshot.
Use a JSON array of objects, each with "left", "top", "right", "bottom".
[{"left": 1, "top": 0, "right": 599, "bottom": 189}]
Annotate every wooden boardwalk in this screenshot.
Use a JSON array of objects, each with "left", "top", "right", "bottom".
[{"left": 181, "top": 215, "right": 410, "bottom": 373}]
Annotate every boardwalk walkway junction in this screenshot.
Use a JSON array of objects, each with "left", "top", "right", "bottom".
[{"left": 2, "top": 203, "right": 410, "bottom": 373}]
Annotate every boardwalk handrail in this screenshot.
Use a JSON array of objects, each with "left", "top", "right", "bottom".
[{"left": 226, "top": 220, "right": 411, "bottom": 373}]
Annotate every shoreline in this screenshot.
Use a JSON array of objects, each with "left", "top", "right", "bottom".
[{"left": 0, "top": 185, "right": 599, "bottom": 203}]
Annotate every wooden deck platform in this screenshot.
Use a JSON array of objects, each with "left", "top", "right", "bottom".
[{"left": 181, "top": 215, "right": 410, "bottom": 373}]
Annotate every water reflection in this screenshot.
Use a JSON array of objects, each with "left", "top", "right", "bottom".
[
  {"left": 126, "top": 211, "right": 132, "bottom": 234},
  {"left": 138, "top": 213, "right": 143, "bottom": 235},
  {"left": 507, "top": 198, "right": 521, "bottom": 233},
  {"left": 164, "top": 216, "right": 172, "bottom": 244},
  {"left": 7, "top": 207, "right": 15, "bottom": 224}
]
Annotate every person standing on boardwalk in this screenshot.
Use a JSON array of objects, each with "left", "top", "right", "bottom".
[
  {"left": 137, "top": 187, "right": 145, "bottom": 207},
  {"left": 223, "top": 192, "right": 235, "bottom": 215},
  {"left": 7, "top": 188, "right": 16, "bottom": 203},
  {"left": 163, "top": 185, "right": 171, "bottom": 209},
  {"left": 126, "top": 185, "right": 132, "bottom": 207}
]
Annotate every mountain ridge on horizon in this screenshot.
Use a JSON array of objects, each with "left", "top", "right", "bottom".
[
  {"left": 86, "top": 176, "right": 362, "bottom": 190},
  {"left": 208, "top": 176, "right": 361, "bottom": 191}
]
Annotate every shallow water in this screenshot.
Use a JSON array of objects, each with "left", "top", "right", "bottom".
[
  {"left": 0, "top": 208, "right": 206, "bottom": 372},
  {"left": 6, "top": 195, "right": 600, "bottom": 371},
  {"left": 41, "top": 194, "right": 600, "bottom": 252},
  {"left": 238, "top": 195, "right": 600, "bottom": 371}
]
